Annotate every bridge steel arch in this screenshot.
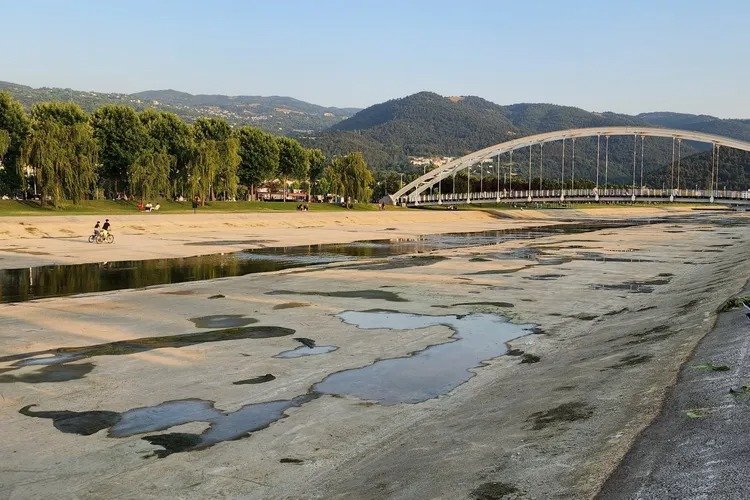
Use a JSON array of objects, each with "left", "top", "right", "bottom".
[{"left": 388, "top": 127, "right": 750, "bottom": 204}]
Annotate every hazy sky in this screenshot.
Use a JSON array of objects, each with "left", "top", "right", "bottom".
[{"left": 3, "top": 0, "right": 748, "bottom": 117}]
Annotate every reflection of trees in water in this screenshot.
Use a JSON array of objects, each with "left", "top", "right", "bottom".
[{"left": 0, "top": 254, "right": 292, "bottom": 303}]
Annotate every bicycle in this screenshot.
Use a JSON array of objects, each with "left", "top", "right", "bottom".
[{"left": 95, "top": 232, "right": 115, "bottom": 244}]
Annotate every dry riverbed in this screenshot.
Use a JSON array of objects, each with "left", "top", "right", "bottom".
[{"left": 0, "top": 208, "right": 748, "bottom": 499}]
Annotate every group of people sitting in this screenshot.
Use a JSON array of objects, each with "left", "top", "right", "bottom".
[
  {"left": 136, "top": 202, "right": 161, "bottom": 212},
  {"left": 296, "top": 203, "right": 309, "bottom": 211}
]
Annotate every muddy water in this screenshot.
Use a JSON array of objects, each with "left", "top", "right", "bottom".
[
  {"left": 20, "top": 311, "right": 535, "bottom": 456},
  {"left": 0, "top": 222, "right": 639, "bottom": 303},
  {"left": 274, "top": 345, "right": 339, "bottom": 358},
  {"left": 188, "top": 315, "right": 257, "bottom": 328},
  {"left": 314, "top": 311, "right": 535, "bottom": 404},
  {"left": 1, "top": 325, "right": 295, "bottom": 370}
]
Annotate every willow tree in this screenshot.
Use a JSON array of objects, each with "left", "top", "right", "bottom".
[
  {"left": 189, "top": 117, "right": 239, "bottom": 202},
  {"left": 215, "top": 137, "right": 240, "bottom": 200},
  {"left": 22, "top": 102, "right": 98, "bottom": 207},
  {"left": 324, "top": 152, "right": 374, "bottom": 208},
  {"left": 187, "top": 140, "right": 219, "bottom": 205},
  {"left": 140, "top": 109, "right": 192, "bottom": 196},
  {"left": 129, "top": 150, "right": 173, "bottom": 203}
]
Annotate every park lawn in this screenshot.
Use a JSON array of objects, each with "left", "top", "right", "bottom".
[{"left": 0, "top": 199, "right": 398, "bottom": 216}]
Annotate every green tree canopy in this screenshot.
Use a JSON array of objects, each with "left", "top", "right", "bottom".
[
  {"left": 187, "top": 139, "right": 219, "bottom": 205},
  {"left": 0, "top": 130, "right": 10, "bottom": 161},
  {"left": 277, "top": 136, "right": 309, "bottom": 198},
  {"left": 192, "top": 117, "right": 232, "bottom": 142},
  {"left": 322, "top": 152, "right": 374, "bottom": 207},
  {"left": 139, "top": 109, "right": 192, "bottom": 195},
  {"left": 188, "top": 117, "right": 239, "bottom": 202},
  {"left": 129, "top": 150, "right": 173, "bottom": 203},
  {"left": 307, "top": 148, "right": 326, "bottom": 193},
  {"left": 215, "top": 137, "right": 241, "bottom": 200},
  {"left": 236, "top": 126, "right": 279, "bottom": 198},
  {"left": 0, "top": 92, "right": 31, "bottom": 193},
  {"left": 23, "top": 102, "right": 98, "bottom": 206},
  {"left": 91, "top": 105, "right": 149, "bottom": 193},
  {"left": 139, "top": 109, "right": 192, "bottom": 164}
]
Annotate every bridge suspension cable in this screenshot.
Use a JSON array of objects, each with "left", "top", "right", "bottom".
[
  {"left": 632, "top": 134, "right": 637, "bottom": 193},
  {"left": 539, "top": 143, "right": 544, "bottom": 189},
  {"left": 716, "top": 145, "right": 720, "bottom": 192},
  {"left": 605, "top": 136, "right": 609, "bottom": 190},
  {"left": 561, "top": 138, "right": 566, "bottom": 197},
  {"left": 596, "top": 134, "right": 602, "bottom": 192},
  {"left": 670, "top": 137, "right": 675, "bottom": 191},
  {"left": 528, "top": 145, "right": 532, "bottom": 192},
  {"left": 640, "top": 135, "right": 645, "bottom": 188},
  {"left": 677, "top": 139, "right": 682, "bottom": 190},
  {"left": 466, "top": 165, "right": 470, "bottom": 202},
  {"left": 571, "top": 138, "right": 576, "bottom": 190},
  {"left": 509, "top": 150, "right": 513, "bottom": 191}
]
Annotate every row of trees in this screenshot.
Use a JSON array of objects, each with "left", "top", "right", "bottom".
[{"left": 0, "top": 92, "right": 373, "bottom": 207}]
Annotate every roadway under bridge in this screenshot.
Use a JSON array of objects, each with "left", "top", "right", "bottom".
[{"left": 387, "top": 127, "right": 750, "bottom": 207}]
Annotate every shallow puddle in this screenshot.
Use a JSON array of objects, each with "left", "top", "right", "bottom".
[
  {"left": 0, "top": 363, "right": 95, "bottom": 383},
  {"left": 267, "top": 289, "right": 407, "bottom": 302},
  {"left": 272, "top": 302, "right": 309, "bottom": 310},
  {"left": 2, "top": 326, "right": 295, "bottom": 371},
  {"left": 188, "top": 315, "right": 258, "bottom": 329},
  {"left": 20, "top": 310, "right": 534, "bottom": 456},
  {"left": 274, "top": 345, "right": 339, "bottom": 358},
  {"left": 233, "top": 374, "right": 275, "bottom": 385},
  {"left": 313, "top": 311, "right": 535, "bottom": 404}
]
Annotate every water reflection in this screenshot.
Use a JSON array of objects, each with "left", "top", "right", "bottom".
[{"left": 0, "top": 223, "right": 632, "bottom": 303}]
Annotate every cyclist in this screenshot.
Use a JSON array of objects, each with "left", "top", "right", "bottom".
[
  {"left": 93, "top": 221, "right": 101, "bottom": 237},
  {"left": 101, "top": 219, "right": 111, "bottom": 238}
]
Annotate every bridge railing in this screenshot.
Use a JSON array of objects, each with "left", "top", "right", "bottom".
[{"left": 404, "top": 188, "right": 750, "bottom": 205}]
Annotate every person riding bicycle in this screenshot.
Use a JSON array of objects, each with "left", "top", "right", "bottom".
[
  {"left": 93, "top": 221, "right": 101, "bottom": 237},
  {"left": 101, "top": 219, "right": 111, "bottom": 238}
]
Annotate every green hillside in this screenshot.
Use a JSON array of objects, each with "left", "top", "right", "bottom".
[
  {"left": 305, "top": 92, "right": 749, "bottom": 186},
  {"left": 0, "top": 81, "right": 359, "bottom": 134}
]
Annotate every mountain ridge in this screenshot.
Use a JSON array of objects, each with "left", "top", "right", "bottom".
[{"left": 0, "top": 81, "right": 360, "bottom": 134}]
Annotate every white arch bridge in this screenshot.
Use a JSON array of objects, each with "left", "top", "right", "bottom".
[{"left": 387, "top": 127, "right": 750, "bottom": 206}]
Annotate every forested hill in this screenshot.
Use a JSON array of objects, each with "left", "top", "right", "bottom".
[
  {"left": 0, "top": 81, "right": 359, "bottom": 134},
  {"left": 305, "top": 92, "right": 750, "bottom": 172}
]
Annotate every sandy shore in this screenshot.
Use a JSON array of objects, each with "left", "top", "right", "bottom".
[
  {"left": 1, "top": 207, "right": 748, "bottom": 498},
  {"left": 0, "top": 205, "right": 716, "bottom": 269}
]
